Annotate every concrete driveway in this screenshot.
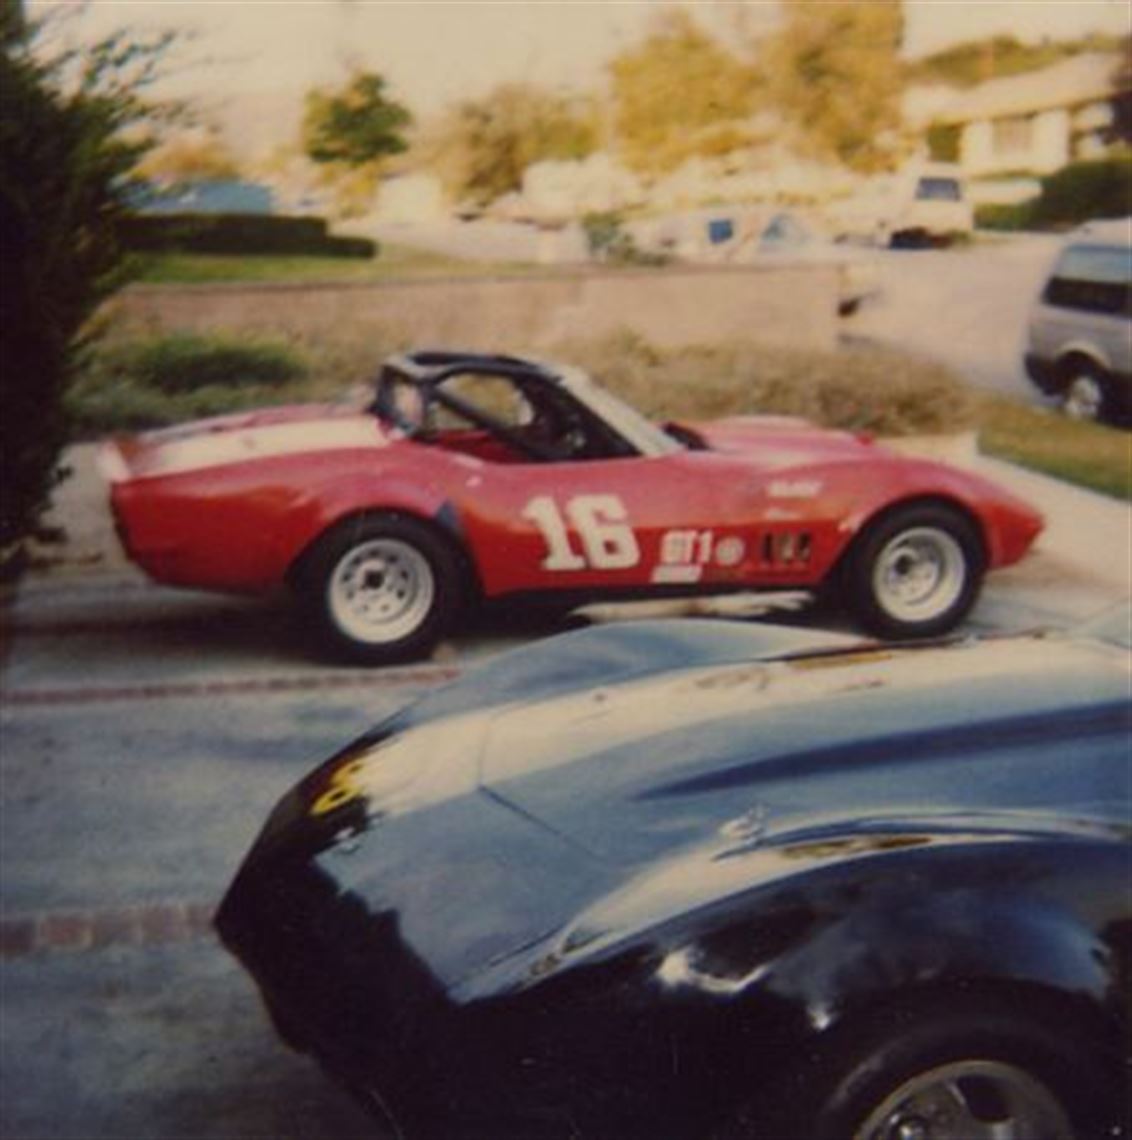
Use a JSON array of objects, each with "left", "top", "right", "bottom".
[{"left": 1, "top": 442, "right": 1127, "bottom": 1139}]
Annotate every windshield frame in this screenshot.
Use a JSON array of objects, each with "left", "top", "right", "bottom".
[{"left": 554, "top": 365, "right": 684, "bottom": 458}]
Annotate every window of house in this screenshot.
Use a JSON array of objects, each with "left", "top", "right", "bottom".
[{"left": 991, "top": 115, "right": 1034, "bottom": 156}]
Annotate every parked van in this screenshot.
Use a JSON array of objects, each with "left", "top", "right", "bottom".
[
  {"left": 1024, "top": 218, "right": 1131, "bottom": 424},
  {"left": 830, "top": 163, "right": 974, "bottom": 247}
]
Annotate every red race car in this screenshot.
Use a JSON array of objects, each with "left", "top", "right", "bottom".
[{"left": 100, "top": 350, "right": 1043, "bottom": 662}]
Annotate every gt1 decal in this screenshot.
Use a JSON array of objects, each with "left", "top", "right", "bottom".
[
  {"left": 652, "top": 528, "right": 717, "bottom": 584},
  {"left": 522, "top": 494, "right": 641, "bottom": 571},
  {"left": 660, "top": 528, "right": 714, "bottom": 567}
]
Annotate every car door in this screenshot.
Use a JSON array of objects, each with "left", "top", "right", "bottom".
[{"left": 460, "top": 448, "right": 777, "bottom": 598}]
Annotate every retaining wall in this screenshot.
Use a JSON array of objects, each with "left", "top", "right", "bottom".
[{"left": 114, "top": 265, "right": 838, "bottom": 353}]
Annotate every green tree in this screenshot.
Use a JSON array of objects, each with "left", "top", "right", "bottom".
[
  {"left": 303, "top": 71, "right": 411, "bottom": 167},
  {"left": 766, "top": 0, "right": 904, "bottom": 173},
  {"left": 423, "top": 82, "right": 598, "bottom": 207},
  {"left": 609, "top": 9, "right": 759, "bottom": 178},
  {"left": 0, "top": 3, "right": 169, "bottom": 558}
]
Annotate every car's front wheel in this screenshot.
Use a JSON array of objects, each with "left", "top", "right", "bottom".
[
  {"left": 1061, "top": 363, "right": 1109, "bottom": 423},
  {"left": 847, "top": 1056, "right": 1073, "bottom": 1139},
  {"left": 297, "top": 515, "right": 462, "bottom": 664},
  {"left": 724, "top": 1007, "right": 1106, "bottom": 1140},
  {"left": 843, "top": 504, "right": 984, "bottom": 639}
]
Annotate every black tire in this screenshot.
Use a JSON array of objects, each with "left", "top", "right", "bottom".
[
  {"left": 842, "top": 504, "right": 984, "bottom": 639},
  {"left": 296, "top": 514, "right": 463, "bottom": 664},
  {"left": 726, "top": 1006, "right": 1107, "bottom": 1140}
]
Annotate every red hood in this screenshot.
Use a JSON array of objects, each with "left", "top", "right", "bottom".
[{"left": 685, "top": 415, "right": 883, "bottom": 468}]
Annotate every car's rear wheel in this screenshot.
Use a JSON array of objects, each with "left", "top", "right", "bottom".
[
  {"left": 843, "top": 504, "right": 983, "bottom": 638},
  {"left": 298, "top": 515, "right": 462, "bottom": 663}
]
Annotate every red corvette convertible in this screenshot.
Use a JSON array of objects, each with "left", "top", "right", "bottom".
[{"left": 100, "top": 350, "right": 1043, "bottom": 662}]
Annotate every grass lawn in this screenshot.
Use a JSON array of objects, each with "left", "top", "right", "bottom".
[
  {"left": 977, "top": 396, "right": 1131, "bottom": 501},
  {"left": 130, "top": 245, "right": 538, "bottom": 285}
]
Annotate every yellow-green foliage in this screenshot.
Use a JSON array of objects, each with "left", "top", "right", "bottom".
[
  {"left": 609, "top": 9, "right": 760, "bottom": 178},
  {"left": 420, "top": 83, "right": 599, "bottom": 206},
  {"left": 765, "top": 0, "right": 905, "bottom": 173}
]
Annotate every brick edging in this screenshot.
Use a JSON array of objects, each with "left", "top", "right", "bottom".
[
  {"left": 1, "top": 901, "right": 217, "bottom": 958},
  {"left": 2, "top": 665, "right": 461, "bottom": 707}
]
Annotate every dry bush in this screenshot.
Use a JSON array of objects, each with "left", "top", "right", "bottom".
[{"left": 561, "top": 331, "right": 976, "bottom": 436}]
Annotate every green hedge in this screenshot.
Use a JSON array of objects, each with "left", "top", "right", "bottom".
[
  {"left": 1030, "top": 157, "right": 1132, "bottom": 228},
  {"left": 978, "top": 157, "right": 1132, "bottom": 231},
  {"left": 120, "top": 212, "right": 376, "bottom": 258},
  {"left": 68, "top": 333, "right": 311, "bottom": 434},
  {"left": 106, "top": 333, "right": 308, "bottom": 394},
  {"left": 974, "top": 202, "right": 1035, "bottom": 231}
]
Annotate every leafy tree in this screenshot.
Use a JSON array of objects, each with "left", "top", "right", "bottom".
[
  {"left": 907, "top": 32, "right": 1127, "bottom": 89},
  {"left": 766, "top": 0, "right": 904, "bottom": 173},
  {"left": 0, "top": 3, "right": 169, "bottom": 558},
  {"left": 609, "top": 9, "right": 759, "bottom": 178},
  {"left": 422, "top": 82, "right": 598, "bottom": 207},
  {"left": 303, "top": 71, "right": 411, "bottom": 167}
]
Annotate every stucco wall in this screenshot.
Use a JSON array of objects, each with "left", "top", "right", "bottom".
[{"left": 114, "top": 265, "right": 837, "bottom": 353}]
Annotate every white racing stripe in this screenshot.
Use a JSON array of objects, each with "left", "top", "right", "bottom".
[{"left": 134, "top": 418, "right": 388, "bottom": 478}]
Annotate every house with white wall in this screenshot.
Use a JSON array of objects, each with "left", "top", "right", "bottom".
[{"left": 929, "top": 53, "right": 1128, "bottom": 178}]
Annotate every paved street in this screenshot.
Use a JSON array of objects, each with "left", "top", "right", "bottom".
[{"left": 846, "top": 235, "right": 1063, "bottom": 403}]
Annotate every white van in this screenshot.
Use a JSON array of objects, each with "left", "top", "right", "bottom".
[
  {"left": 831, "top": 163, "right": 974, "bottom": 247},
  {"left": 1024, "top": 218, "right": 1131, "bottom": 424}
]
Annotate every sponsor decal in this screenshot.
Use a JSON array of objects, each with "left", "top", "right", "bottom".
[
  {"left": 768, "top": 479, "right": 823, "bottom": 499},
  {"left": 714, "top": 536, "right": 746, "bottom": 567},
  {"left": 311, "top": 756, "right": 369, "bottom": 817},
  {"left": 650, "top": 564, "right": 704, "bottom": 584}
]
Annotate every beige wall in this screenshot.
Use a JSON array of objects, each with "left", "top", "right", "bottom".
[{"left": 116, "top": 265, "right": 837, "bottom": 353}]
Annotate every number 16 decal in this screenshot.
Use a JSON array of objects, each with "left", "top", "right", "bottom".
[{"left": 522, "top": 494, "right": 641, "bottom": 571}]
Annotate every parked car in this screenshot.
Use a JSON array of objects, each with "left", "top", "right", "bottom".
[
  {"left": 216, "top": 609, "right": 1132, "bottom": 1139},
  {"left": 1024, "top": 218, "right": 1132, "bottom": 424},
  {"left": 99, "top": 351, "right": 1043, "bottom": 662},
  {"left": 630, "top": 207, "right": 882, "bottom": 314}
]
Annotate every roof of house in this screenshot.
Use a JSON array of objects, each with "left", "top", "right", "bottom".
[{"left": 936, "top": 53, "right": 1125, "bottom": 125}]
